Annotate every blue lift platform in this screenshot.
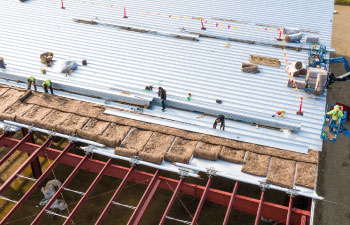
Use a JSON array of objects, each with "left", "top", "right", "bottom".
[{"left": 321, "top": 104, "right": 350, "bottom": 141}]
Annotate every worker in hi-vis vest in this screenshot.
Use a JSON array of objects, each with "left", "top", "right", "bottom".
[
  {"left": 27, "top": 76, "right": 37, "bottom": 91},
  {"left": 327, "top": 105, "right": 344, "bottom": 132},
  {"left": 42, "top": 79, "right": 54, "bottom": 95}
]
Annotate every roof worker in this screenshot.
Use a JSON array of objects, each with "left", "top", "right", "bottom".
[
  {"left": 27, "top": 76, "right": 37, "bottom": 91},
  {"left": 158, "top": 87, "right": 167, "bottom": 111},
  {"left": 213, "top": 114, "right": 225, "bottom": 131},
  {"left": 326, "top": 105, "right": 344, "bottom": 132},
  {"left": 42, "top": 79, "right": 54, "bottom": 95}
]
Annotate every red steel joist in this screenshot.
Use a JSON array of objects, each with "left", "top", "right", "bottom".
[
  {"left": 223, "top": 181, "right": 239, "bottom": 225},
  {"left": 0, "top": 135, "right": 311, "bottom": 225}
]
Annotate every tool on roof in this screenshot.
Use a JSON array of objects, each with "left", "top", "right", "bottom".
[
  {"left": 82, "top": 60, "right": 87, "bottom": 66},
  {"left": 40, "top": 68, "right": 46, "bottom": 74},
  {"left": 216, "top": 99, "right": 222, "bottom": 104},
  {"left": 241, "top": 62, "right": 258, "bottom": 73},
  {"left": 272, "top": 111, "right": 286, "bottom": 118},
  {"left": 0, "top": 57, "right": 6, "bottom": 69},
  {"left": 145, "top": 85, "right": 153, "bottom": 91},
  {"left": 321, "top": 104, "right": 350, "bottom": 141}
]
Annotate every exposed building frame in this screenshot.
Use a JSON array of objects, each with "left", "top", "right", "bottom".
[{"left": 0, "top": 129, "right": 312, "bottom": 225}]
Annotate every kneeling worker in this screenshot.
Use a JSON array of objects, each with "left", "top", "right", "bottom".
[
  {"left": 27, "top": 76, "right": 37, "bottom": 91},
  {"left": 42, "top": 80, "right": 54, "bottom": 95},
  {"left": 213, "top": 114, "right": 225, "bottom": 131}
]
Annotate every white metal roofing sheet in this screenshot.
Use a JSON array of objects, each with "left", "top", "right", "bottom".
[{"left": 0, "top": 0, "right": 335, "bottom": 153}]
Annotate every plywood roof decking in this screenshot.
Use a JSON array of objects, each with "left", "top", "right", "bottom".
[{"left": 0, "top": 84, "right": 318, "bottom": 188}]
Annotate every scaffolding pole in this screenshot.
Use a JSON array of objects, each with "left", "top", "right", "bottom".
[
  {"left": 127, "top": 170, "right": 160, "bottom": 225},
  {"left": 222, "top": 181, "right": 239, "bottom": 225},
  {"left": 191, "top": 177, "right": 213, "bottom": 225},
  {"left": 62, "top": 158, "right": 112, "bottom": 225},
  {"left": 95, "top": 166, "right": 136, "bottom": 225},
  {"left": 30, "top": 154, "right": 90, "bottom": 225},
  {"left": 0, "top": 137, "right": 51, "bottom": 195},
  {"left": 0, "top": 142, "right": 74, "bottom": 224},
  {"left": 159, "top": 178, "right": 184, "bottom": 225}
]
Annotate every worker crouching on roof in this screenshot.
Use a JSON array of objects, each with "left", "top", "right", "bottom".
[
  {"left": 213, "top": 114, "right": 225, "bottom": 131},
  {"left": 27, "top": 76, "right": 37, "bottom": 91},
  {"left": 327, "top": 105, "right": 344, "bottom": 132},
  {"left": 158, "top": 87, "right": 167, "bottom": 111},
  {"left": 42, "top": 80, "right": 54, "bottom": 95}
]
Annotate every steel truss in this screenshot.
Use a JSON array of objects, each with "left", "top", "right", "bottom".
[{"left": 0, "top": 129, "right": 311, "bottom": 225}]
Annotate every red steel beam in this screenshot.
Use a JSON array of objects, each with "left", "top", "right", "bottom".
[
  {"left": 0, "top": 142, "right": 74, "bottom": 224},
  {"left": 286, "top": 196, "right": 293, "bottom": 225},
  {"left": 95, "top": 166, "right": 136, "bottom": 225},
  {"left": 300, "top": 215, "right": 307, "bottom": 225},
  {"left": 0, "top": 132, "right": 32, "bottom": 167},
  {"left": 63, "top": 158, "right": 113, "bottom": 225},
  {"left": 31, "top": 154, "right": 90, "bottom": 225},
  {"left": 254, "top": 190, "right": 265, "bottom": 225},
  {"left": 159, "top": 178, "right": 184, "bottom": 225},
  {"left": 0, "top": 137, "right": 311, "bottom": 224},
  {"left": 0, "top": 137, "right": 51, "bottom": 195},
  {"left": 127, "top": 170, "right": 160, "bottom": 225},
  {"left": 222, "top": 181, "right": 239, "bottom": 225},
  {"left": 191, "top": 176, "right": 213, "bottom": 225}
]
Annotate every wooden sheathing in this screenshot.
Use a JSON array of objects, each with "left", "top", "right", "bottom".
[
  {"left": 16, "top": 105, "right": 53, "bottom": 127},
  {"left": 99, "top": 123, "right": 131, "bottom": 147},
  {"left": 165, "top": 138, "right": 198, "bottom": 164},
  {"left": 76, "top": 119, "right": 110, "bottom": 142},
  {"left": 115, "top": 128, "right": 153, "bottom": 158},
  {"left": 56, "top": 114, "right": 90, "bottom": 135},
  {"left": 266, "top": 157, "right": 296, "bottom": 188},
  {"left": 138, "top": 132, "right": 175, "bottom": 164},
  {"left": 295, "top": 162, "right": 317, "bottom": 189},
  {"left": 219, "top": 146, "right": 246, "bottom": 164},
  {"left": 194, "top": 142, "right": 223, "bottom": 161},
  {"left": 242, "top": 152, "right": 270, "bottom": 176}
]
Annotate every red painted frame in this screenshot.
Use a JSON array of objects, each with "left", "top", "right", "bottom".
[{"left": 0, "top": 133, "right": 312, "bottom": 225}]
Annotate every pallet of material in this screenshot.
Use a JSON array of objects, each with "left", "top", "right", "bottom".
[
  {"left": 38, "top": 110, "right": 72, "bottom": 131},
  {"left": 219, "top": 146, "right": 246, "bottom": 164},
  {"left": 295, "top": 162, "right": 317, "bottom": 189},
  {"left": 56, "top": 114, "right": 90, "bottom": 135},
  {"left": 242, "top": 152, "right": 270, "bottom": 176},
  {"left": 248, "top": 55, "right": 281, "bottom": 67},
  {"left": 193, "top": 142, "right": 223, "bottom": 161},
  {"left": 99, "top": 123, "right": 131, "bottom": 147},
  {"left": 165, "top": 138, "right": 197, "bottom": 164},
  {"left": 138, "top": 132, "right": 175, "bottom": 164},
  {"left": 266, "top": 157, "right": 296, "bottom": 188},
  {"left": 116, "top": 128, "right": 153, "bottom": 157},
  {"left": 16, "top": 105, "right": 52, "bottom": 127},
  {"left": 77, "top": 119, "right": 110, "bottom": 141}
]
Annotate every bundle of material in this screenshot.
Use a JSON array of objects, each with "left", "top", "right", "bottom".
[
  {"left": 164, "top": 138, "right": 197, "bottom": 164},
  {"left": 248, "top": 55, "right": 281, "bottom": 67},
  {"left": 305, "top": 35, "right": 319, "bottom": 43},
  {"left": 40, "top": 52, "right": 54, "bottom": 67},
  {"left": 193, "top": 142, "right": 223, "bottom": 161},
  {"left": 305, "top": 68, "right": 327, "bottom": 90},
  {"left": 283, "top": 27, "right": 300, "bottom": 35},
  {"left": 285, "top": 61, "right": 307, "bottom": 77},
  {"left": 287, "top": 79, "right": 305, "bottom": 90},
  {"left": 241, "top": 62, "right": 258, "bottom": 73},
  {"left": 285, "top": 33, "right": 302, "bottom": 43}
]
